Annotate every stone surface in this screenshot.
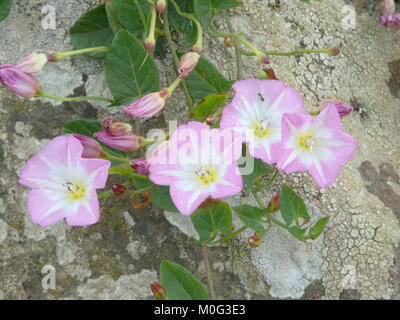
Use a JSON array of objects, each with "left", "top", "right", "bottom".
[{"left": 0, "top": 0, "right": 399, "bottom": 300}]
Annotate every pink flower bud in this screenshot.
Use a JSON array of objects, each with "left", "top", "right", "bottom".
[
  {"left": 130, "top": 158, "right": 150, "bottom": 175},
  {"left": 321, "top": 102, "right": 353, "bottom": 118},
  {"left": 71, "top": 134, "right": 106, "bottom": 158},
  {"left": 248, "top": 236, "right": 261, "bottom": 248},
  {"left": 330, "top": 47, "right": 340, "bottom": 56},
  {"left": 15, "top": 54, "right": 47, "bottom": 74},
  {"left": 150, "top": 281, "right": 167, "bottom": 300},
  {"left": 0, "top": 65, "right": 41, "bottom": 98},
  {"left": 123, "top": 89, "right": 170, "bottom": 118},
  {"left": 93, "top": 131, "right": 141, "bottom": 152},
  {"left": 206, "top": 115, "right": 216, "bottom": 126},
  {"left": 112, "top": 184, "right": 126, "bottom": 196},
  {"left": 379, "top": 0, "right": 400, "bottom": 29},
  {"left": 178, "top": 52, "right": 200, "bottom": 79},
  {"left": 267, "top": 194, "right": 280, "bottom": 213},
  {"left": 101, "top": 116, "right": 132, "bottom": 136},
  {"left": 224, "top": 36, "right": 235, "bottom": 47},
  {"left": 156, "top": 0, "right": 166, "bottom": 14},
  {"left": 259, "top": 54, "right": 270, "bottom": 64}
]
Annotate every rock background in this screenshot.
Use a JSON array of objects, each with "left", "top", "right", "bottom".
[{"left": 0, "top": 0, "right": 399, "bottom": 299}]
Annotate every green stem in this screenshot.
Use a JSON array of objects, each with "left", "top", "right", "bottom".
[
  {"left": 209, "top": 226, "right": 248, "bottom": 246},
  {"left": 40, "top": 92, "right": 113, "bottom": 103},
  {"left": 222, "top": 11, "right": 242, "bottom": 80},
  {"left": 104, "top": 154, "right": 131, "bottom": 163},
  {"left": 51, "top": 47, "right": 109, "bottom": 61},
  {"left": 241, "top": 48, "right": 334, "bottom": 56},
  {"left": 133, "top": 0, "right": 149, "bottom": 33},
  {"left": 162, "top": 6, "right": 194, "bottom": 115},
  {"left": 259, "top": 169, "right": 280, "bottom": 191},
  {"left": 201, "top": 244, "right": 215, "bottom": 300}
]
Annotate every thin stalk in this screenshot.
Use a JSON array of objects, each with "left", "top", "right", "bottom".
[
  {"left": 241, "top": 48, "right": 335, "bottom": 56},
  {"left": 104, "top": 154, "right": 131, "bottom": 163},
  {"left": 208, "top": 226, "right": 248, "bottom": 246},
  {"left": 201, "top": 244, "right": 215, "bottom": 299},
  {"left": 50, "top": 47, "right": 109, "bottom": 61},
  {"left": 258, "top": 169, "right": 280, "bottom": 191},
  {"left": 40, "top": 92, "right": 113, "bottom": 103},
  {"left": 222, "top": 11, "right": 242, "bottom": 79}
]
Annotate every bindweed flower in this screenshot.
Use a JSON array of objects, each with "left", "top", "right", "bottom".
[
  {"left": 72, "top": 134, "right": 106, "bottom": 159},
  {"left": 0, "top": 64, "right": 42, "bottom": 98},
  {"left": 94, "top": 131, "right": 142, "bottom": 152},
  {"left": 18, "top": 135, "right": 110, "bottom": 226},
  {"left": 123, "top": 89, "right": 170, "bottom": 118},
  {"left": 101, "top": 116, "right": 132, "bottom": 136},
  {"left": 321, "top": 102, "right": 353, "bottom": 118},
  {"left": 130, "top": 158, "right": 150, "bottom": 175},
  {"left": 149, "top": 121, "right": 243, "bottom": 215},
  {"left": 267, "top": 193, "right": 280, "bottom": 212},
  {"left": 277, "top": 105, "right": 357, "bottom": 188},
  {"left": 379, "top": 0, "right": 400, "bottom": 29},
  {"left": 178, "top": 52, "right": 200, "bottom": 79},
  {"left": 112, "top": 184, "right": 126, "bottom": 196},
  {"left": 220, "top": 79, "right": 308, "bottom": 165},
  {"left": 15, "top": 53, "right": 47, "bottom": 74},
  {"left": 150, "top": 281, "right": 167, "bottom": 300}
]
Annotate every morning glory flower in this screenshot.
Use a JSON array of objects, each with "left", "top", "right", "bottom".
[
  {"left": 277, "top": 105, "right": 357, "bottom": 188},
  {"left": 220, "top": 79, "right": 308, "bottom": 165},
  {"left": 148, "top": 121, "right": 243, "bottom": 215},
  {"left": 19, "top": 135, "right": 110, "bottom": 226}
]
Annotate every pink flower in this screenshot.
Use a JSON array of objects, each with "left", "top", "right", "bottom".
[
  {"left": 178, "top": 52, "right": 200, "bottom": 79},
  {"left": 101, "top": 116, "right": 132, "bottom": 136},
  {"left": 130, "top": 158, "right": 150, "bottom": 175},
  {"left": 123, "top": 89, "right": 170, "bottom": 118},
  {"left": 72, "top": 134, "right": 106, "bottom": 159},
  {"left": 220, "top": 79, "right": 308, "bottom": 165},
  {"left": 0, "top": 64, "right": 41, "bottom": 98},
  {"left": 379, "top": 0, "right": 400, "bottom": 30},
  {"left": 277, "top": 105, "right": 357, "bottom": 188},
  {"left": 321, "top": 102, "right": 353, "bottom": 118},
  {"left": 149, "top": 121, "right": 243, "bottom": 215},
  {"left": 18, "top": 135, "right": 110, "bottom": 226},
  {"left": 15, "top": 54, "right": 47, "bottom": 74},
  {"left": 93, "top": 131, "right": 141, "bottom": 152}
]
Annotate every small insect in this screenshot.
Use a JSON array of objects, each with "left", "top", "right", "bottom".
[
  {"left": 258, "top": 93, "right": 265, "bottom": 102},
  {"left": 351, "top": 98, "right": 374, "bottom": 119}
]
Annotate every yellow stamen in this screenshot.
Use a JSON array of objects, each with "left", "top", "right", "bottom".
[
  {"left": 297, "top": 133, "right": 316, "bottom": 151},
  {"left": 195, "top": 167, "right": 217, "bottom": 186},
  {"left": 63, "top": 182, "right": 86, "bottom": 201}
]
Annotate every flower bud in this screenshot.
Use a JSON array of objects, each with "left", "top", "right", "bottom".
[
  {"left": 330, "top": 47, "right": 340, "bottom": 56},
  {"left": 178, "top": 52, "right": 200, "bottom": 79},
  {"left": 101, "top": 116, "right": 132, "bottom": 136},
  {"left": 123, "top": 89, "right": 170, "bottom": 118},
  {"left": 321, "top": 102, "right": 353, "bottom": 118},
  {"left": 16, "top": 54, "right": 47, "bottom": 74},
  {"left": 259, "top": 54, "right": 270, "bottom": 64},
  {"left": 156, "top": 0, "right": 166, "bottom": 14},
  {"left": 0, "top": 65, "right": 42, "bottom": 98},
  {"left": 145, "top": 37, "right": 156, "bottom": 53},
  {"left": 206, "top": 115, "right": 216, "bottom": 126},
  {"left": 224, "top": 36, "right": 235, "bottom": 47},
  {"left": 267, "top": 194, "right": 280, "bottom": 213},
  {"left": 248, "top": 236, "right": 261, "bottom": 248},
  {"left": 94, "top": 131, "right": 142, "bottom": 152},
  {"left": 71, "top": 134, "right": 106, "bottom": 158},
  {"left": 130, "top": 158, "right": 150, "bottom": 175},
  {"left": 112, "top": 184, "right": 126, "bottom": 196},
  {"left": 150, "top": 281, "right": 167, "bottom": 300},
  {"left": 47, "top": 52, "right": 62, "bottom": 62}
]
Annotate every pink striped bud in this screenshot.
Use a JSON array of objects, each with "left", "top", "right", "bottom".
[
  {"left": 123, "top": 89, "right": 169, "bottom": 118},
  {"left": 101, "top": 116, "right": 132, "bottom": 136},
  {"left": 178, "top": 52, "right": 200, "bottom": 79},
  {"left": 321, "top": 102, "right": 353, "bottom": 118},
  {"left": 93, "top": 131, "right": 142, "bottom": 152},
  {"left": 130, "top": 158, "right": 150, "bottom": 175},
  {"left": 0, "top": 65, "right": 42, "bottom": 98},
  {"left": 150, "top": 281, "right": 167, "bottom": 300},
  {"left": 71, "top": 134, "right": 106, "bottom": 159},
  {"left": 156, "top": 0, "right": 166, "bottom": 14},
  {"left": 15, "top": 54, "right": 47, "bottom": 74}
]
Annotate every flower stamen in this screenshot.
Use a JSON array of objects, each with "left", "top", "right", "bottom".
[
  {"left": 62, "top": 182, "right": 86, "bottom": 201},
  {"left": 297, "top": 133, "right": 316, "bottom": 152},
  {"left": 195, "top": 166, "right": 217, "bottom": 186}
]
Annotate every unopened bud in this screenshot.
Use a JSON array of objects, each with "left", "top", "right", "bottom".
[
  {"left": 112, "top": 184, "right": 126, "bottom": 196},
  {"left": 101, "top": 116, "right": 132, "bottom": 136},
  {"left": 150, "top": 281, "right": 167, "bottom": 300},
  {"left": 224, "top": 36, "right": 235, "bottom": 47},
  {"left": 130, "top": 158, "right": 150, "bottom": 175},
  {"left": 16, "top": 54, "right": 47, "bottom": 74},
  {"left": 0, "top": 65, "right": 42, "bottom": 98},
  {"left": 248, "top": 236, "right": 261, "bottom": 248},
  {"left": 205, "top": 115, "right": 216, "bottom": 126},
  {"left": 123, "top": 89, "right": 170, "bottom": 118},
  {"left": 267, "top": 194, "right": 280, "bottom": 213},
  {"left": 156, "top": 0, "right": 166, "bottom": 14},
  {"left": 47, "top": 52, "right": 62, "bottom": 62},
  {"left": 321, "top": 102, "right": 353, "bottom": 118},
  {"left": 145, "top": 37, "right": 156, "bottom": 53},
  {"left": 178, "top": 52, "right": 200, "bottom": 79},
  {"left": 330, "top": 47, "right": 340, "bottom": 56},
  {"left": 94, "top": 131, "right": 142, "bottom": 152},
  {"left": 71, "top": 134, "right": 106, "bottom": 159}
]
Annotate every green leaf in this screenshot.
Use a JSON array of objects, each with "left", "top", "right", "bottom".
[
  {"left": 233, "top": 204, "right": 266, "bottom": 231},
  {"left": 107, "top": 0, "right": 151, "bottom": 37},
  {"left": 178, "top": 53, "right": 235, "bottom": 102},
  {"left": 289, "top": 226, "right": 307, "bottom": 239},
  {"left": 168, "top": 0, "right": 195, "bottom": 36},
  {"left": 105, "top": 3, "right": 123, "bottom": 33},
  {"left": 69, "top": 5, "right": 114, "bottom": 59},
  {"left": 105, "top": 30, "right": 160, "bottom": 103},
  {"left": 211, "top": 0, "right": 241, "bottom": 10},
  {"left": 152, "top": 186, "right": 179, "bottom": 213},
  {"left": 193, "top": 0, "right": 211, "bottom": 30},
  {"left": 62, "top": 119, "right": 130, "bottom": 160},
  {"left": 190, "top": 202, "right": 233, "bottom": 243},
  {"left": 280, "top": 184, "right": 310, "bottom": 226},
  {"left": 0, "top": 0, "right": 12, "bottom": 23},
  {"left": 193, "top": 93, "right": 227, "bottom": 123},
  {"left": 160, "top": 260, "right": 209, "bottom": 300},
  {"left": 309, "top": 217, "right": 329, "bottom": 240}
]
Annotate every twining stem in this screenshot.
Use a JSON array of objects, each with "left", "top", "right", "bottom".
[
  {"left": 222, "top": 11, "right": 242, "bottom": 80},
  {"left": 162, "top": 6, "right": 194, "bottom": 115},
  {"left": 201, "top": 244, "right": 215, "bottom": 300},
  {"left": 104, "top": 154, "right": 131, "bottom": 163},
  {"left": 40, "top": 92, "right": 113, "bottom": 103},
  {"left": 258, "top": 169, "right": 280, "bottom": 191},
  {"left": 209, "top": 226, "right": 248, "bottom": 246},
  {"left": 133, "top": 0, "right": 149, "bottom": 33},
  {"left": 241, "top": 48, "right": 335, "bottom": 56}
]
